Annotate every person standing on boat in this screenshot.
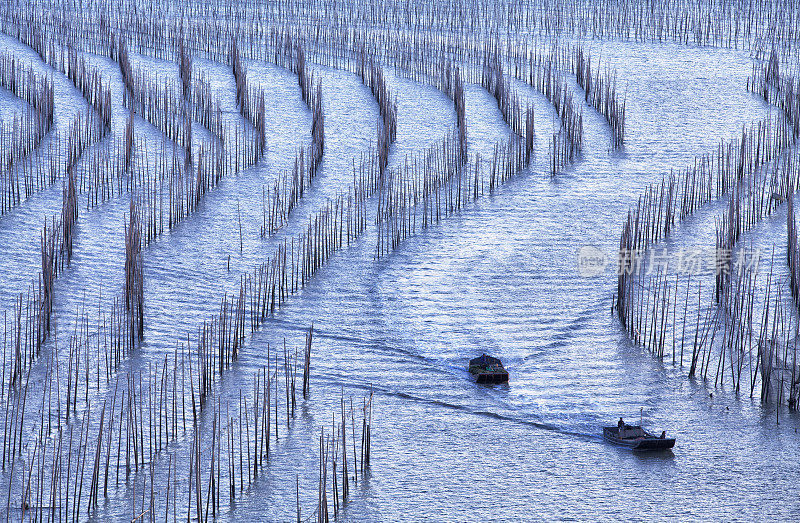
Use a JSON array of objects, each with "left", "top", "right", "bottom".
[{"left": 618, "top": 417, "right": 625, "bottom": 437}]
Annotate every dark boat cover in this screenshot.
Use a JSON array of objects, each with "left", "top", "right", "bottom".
[{"left": 469, "top": 354, "right": 502, "bottom": 367}]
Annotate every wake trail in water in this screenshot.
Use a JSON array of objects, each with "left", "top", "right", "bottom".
[
  {"left": 257, "top": 299, "right": 621, "bottom": 444},
  {"left": 255, "top": 318, "right": 458, "bottom": 367},
  {"left": 311, "top": 371, "right": 604, "bottom": 443}
]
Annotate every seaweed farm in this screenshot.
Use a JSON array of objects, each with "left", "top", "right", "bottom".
[{"left": 0, "top": 0, "right": 799, "bottom": 519}]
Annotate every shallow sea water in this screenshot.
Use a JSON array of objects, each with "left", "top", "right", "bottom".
[{"left": 0, "top": 34, "right": 798, "bottom": 520}]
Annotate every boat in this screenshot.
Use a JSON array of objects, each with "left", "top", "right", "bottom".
[
  {"left": 468, "top": 354, "right": 509, "bottom": 384},
  {"left": 603, "top": 425, "right": 675, "bottom": 451}
]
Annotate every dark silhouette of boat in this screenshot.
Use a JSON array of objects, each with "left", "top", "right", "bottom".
[
  {"left": 468, "top": 354, "right": 508, "bottom": 384},
  {"left": 603, "top": 425, "right": 675, "bottom": 451}
]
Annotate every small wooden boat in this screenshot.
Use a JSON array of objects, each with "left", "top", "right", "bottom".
[
  {"left": 603, "top": 425, "right": 675, "bottom": 451},
  {"left": 468, "top": 354, "right": 508, "bottom": 384}
]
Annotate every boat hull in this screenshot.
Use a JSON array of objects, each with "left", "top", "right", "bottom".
[
  {"left": 468, "top": 355, "right": 509, "bottom": 384},
  {"left": 472, "top": 371, "right": 509, "bottom": 384},
  {"left": 603, "top": 427, "right": 675, "bottom": 451},
  {"left": 631, "top": 437, "right": 676, "bottom": 451}
]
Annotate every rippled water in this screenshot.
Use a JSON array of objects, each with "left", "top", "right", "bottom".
[{"left": 1, "top": 32, "right": 799, "bottom": 520}]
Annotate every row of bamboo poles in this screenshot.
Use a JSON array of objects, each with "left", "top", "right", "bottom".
[
  {"left": 506, "top": 45, "right": 583, "bottom": 175},
  {"left": 394, "top": 48, "right": 468, "bottom": 164},
  {"left": 375, "top": 124, "right": 529, "bottom": 258},
  {"left": 0, "top": 298, "right": 374, "bottom": 521},
  {"left": 0, "top": 160, "right": 380, "bottom": 511},
  {"left": 616, "top": 115, "right": 796, "bottom": 331},
  {"left": 615, "top": 55, "right": 800, "bottom": 407},
  {"left": 0, "top": 35, "right": 124, "bottom": 373},
  {"left": 3, "top": 159, "right": 77, "bottom": 389},
  {"left": 259, "top": 43, "right": 326, "bottom": 238},
  {"left": 480, "top": 42, "right": 535, "bottom": 165},
  {"left": 0, "top": 48, "right": 383, "bottom": 506},
  {"left": 574, "top": 44, "right": 626, "bottom": 149},
  {"left": 616, "top": 141, "right": 800, "bottom": 407},
  {"left": 5, "top": 0, "right": 800, "bottom": 70},
  {"left": 0, "top": 145, "right": 382, "bottom": 485},
  {"left": 0, "top": 50, "right": 136, "bottom": 389},
  {"left": 231, "top": 38, "right": 267, "bottom": 158},
  {"left": 355, "top": 44, "right": 398, "bottom": 174},
  {"left": 0, "top": 53, "right": 54, "bottom": 215},
  {"left": 0, "top": 29, "right": 333, "bottom": 406},
  {"left": 2, "top": 3, "right": 799, "bottom": 520},
  {"left": 618, "top": 116, "right": 794, "bottom": 257},
  {"left": 0, "top": 27, "right": 118, "bottom": 217}
]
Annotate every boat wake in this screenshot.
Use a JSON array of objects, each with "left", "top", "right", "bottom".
[{"left": 312, "top": 371, "right": 603, "bottom": 442}]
